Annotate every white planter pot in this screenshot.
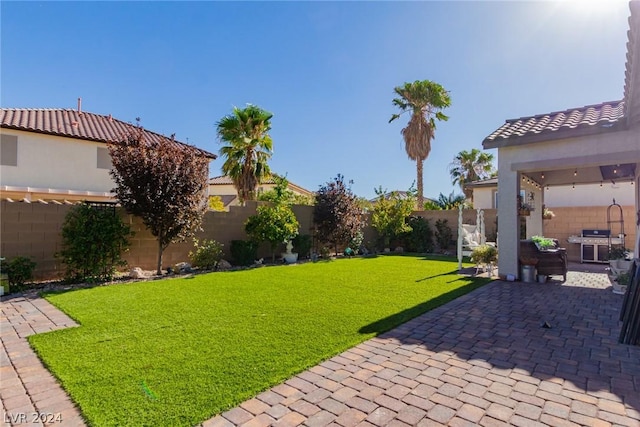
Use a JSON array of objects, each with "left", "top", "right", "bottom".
[
  {"left": 282, "top": 253, "right": 298, "bottom": 264},
  {"left": 617, "top": 259, "right": 633, "bottom": 271}
]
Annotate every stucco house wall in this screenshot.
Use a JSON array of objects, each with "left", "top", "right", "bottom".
[
  {"left": 472, "top": 187, "right": 496, "bottom": 209},
  {"left": 1, "top": 108, "right": 216, "bottom": 203},
  {"left": 472, "top": 181, "right": 634, "bottom": 209},
  {"left": 1, "top": 129, "right": 114, "bottom": 196}
]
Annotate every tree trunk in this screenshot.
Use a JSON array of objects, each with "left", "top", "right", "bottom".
[
  {"left": 416, "top": 159, "right": 424, "bottom": 210},
  {"left": 157, "top": 240, "right": 164, "bottom": 276}
]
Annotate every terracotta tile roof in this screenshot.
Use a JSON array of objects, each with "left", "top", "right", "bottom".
[
  {"left": 209, "top": 174, "right": 314, "bottom": 196},
  {"left": 209, "top": 175, "right": 292, "bottom": 185},
  {"left": 0, "top": 108, "right": 216, "bottom": 159},
  {"left": 484, "top": 3, "right": 640, "bottom": 149},
  {"left": 483, "top": 100, "right": 626, "bottom": 148},
  {"left": 208, "top": 175, "right": 237, "bottom": 185},
  {"left": 623, "top": 1, "right": 640, "bottom": 125}
]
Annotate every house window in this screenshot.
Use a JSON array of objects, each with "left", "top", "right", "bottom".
[
  {"left": 1, "top": 134, "right": 18, "bottom": 166},
  {"left": 97, "top": 147, "right": 112, "bottom": 169}
]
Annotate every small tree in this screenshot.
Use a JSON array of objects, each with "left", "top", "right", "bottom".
[
  {"left": 109, "top": 125, "right": 210, "bottom": 275},
  {"left": 313, "top": 174, "right": 366, "bottom": 255},
  {"left": 59, "top": 204, "right": 132, "bottom": 282},
  {"left": 245, "top": 204, "right": 299, "bottom": 263},
  {"left": 370, "top": 187, "right": 415, "bottom": 249}
]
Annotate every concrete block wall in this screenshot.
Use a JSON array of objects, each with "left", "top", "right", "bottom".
[
  {"left": 542, "top": 205, "right": 637, "bottom": 262},
  {"left": 0, "top": 201, "right": 317, "bottom": 279},
  {"left": 9, "top": 200, "right": 631, "bottom": 280},
  {"left": 1, "top": 201, "right": 73, "bottom": 279}
]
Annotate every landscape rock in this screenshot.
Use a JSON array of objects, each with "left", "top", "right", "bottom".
[
  {"left": 394, "top": 246, "right": 404, "bottom": 253},
  {"left": 130, "top": 267, "right": 146, "bottom": 279},
  {"left": 174, "top": 262, "right": 193, "bottom": 274},
  {"left": 217, "top": 259, "right": 232, "bottom": 271}
]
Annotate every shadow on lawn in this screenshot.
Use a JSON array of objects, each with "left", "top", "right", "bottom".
[
  {"left": 361, "top": 279, "right": 640, "bottom": 415},
  {"left": 359, "top": 280, "right": 488, "bottom": 336},
  {"left": 414, "top": 270, "right": 462, "bottom": 283}
]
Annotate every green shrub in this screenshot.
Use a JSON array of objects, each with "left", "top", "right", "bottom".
[
  {"left": 616, "top": 271, "right": 631, "bottom": 286},
  {"left": 189, "top": 239, "right": 224, "bottom": 270},
  {"left": 59, "top": 204, "right": 132, "bottom": 282},
  {"left": 292, "top": 234, "right": 313, "bottom": 258},
  {"left": 230, "top": 240, "right": 258, "bottom": 266},
  {"left": 403, "top": 216, "right": 434, "bottom": 253},
  {"left": 435, "top": 219, "right": 452, "bottom": 250},
  {"left": 1, "top": 256, "right": 36, "bottom": 287}
]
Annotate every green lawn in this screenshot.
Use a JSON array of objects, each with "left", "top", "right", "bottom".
[{"left": 29, "top": 255, "right": 489, "bottom": 427}]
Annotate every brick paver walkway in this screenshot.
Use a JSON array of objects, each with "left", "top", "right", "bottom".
[
  {"left": 204, "top": 270, "right": 640, "bottom": 427},
  {"left": 2, "top": 268, "right": 639, "bottom": 427},
  {"left": 1, "top": 295, "right": 84, "bottom": 426}
]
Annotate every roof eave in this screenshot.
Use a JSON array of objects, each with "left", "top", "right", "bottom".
[{"left": 482, "top": 121, "right": 627, "bottom": 150}]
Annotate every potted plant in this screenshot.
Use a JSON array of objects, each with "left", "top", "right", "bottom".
[
  {"left": 542, "top": 207, "right": 555, "bottom": 220},
  {"left": 531, "top": 235, "right": 556, "bottom": 251},
  {"left": 609, "top": 247, "right": 632, "bottom": 271},
  {"left": 517, "top": 195, "right": 534, "bottom": 216},
  {"left": 611, "top": 271, "right": 631, "bottom": 295},
  {"left": 470, "top": 244, "right": 498, "bottom": 276},
  {"left": 519, "top": 256, "right": 538, "bottom": 283}
]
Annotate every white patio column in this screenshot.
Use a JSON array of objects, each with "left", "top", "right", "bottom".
[{"left": 497, "top": 166, "right": 520, "bottom": 279}]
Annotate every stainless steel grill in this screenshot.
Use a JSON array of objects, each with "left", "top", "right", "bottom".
[{"left": 580, "top": 229, "right": 610, "bottom": 263}]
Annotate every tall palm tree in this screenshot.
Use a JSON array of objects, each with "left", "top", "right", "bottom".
[
  {"left": 216, "top": 105, "right": 273, "bottom": 203},
  {"left": 389, "top": 80, "right": 451, "bottom": 210},
  {"left": 449, "top": 148, "right": 496, "bottom": 199}
]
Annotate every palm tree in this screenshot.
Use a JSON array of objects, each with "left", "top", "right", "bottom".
[
  {"left": 389, "top": 80, "right": 451, "bottom": 210},
  {"left": 435, "top": 191, "right": 466, "bottom": 210},
  {"left": 216, "top": 105, "right": 273, "bottom": 203},
  {"left": 449, "top": 148, "right": 496, "bottom": 199}
]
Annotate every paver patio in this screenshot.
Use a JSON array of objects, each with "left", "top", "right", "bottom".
[
  {"left": 0, "top": 295, "right": 83, "bottom": 426},
  {"left": 1, "top": 265, "right": 639, "bottom": 426}
]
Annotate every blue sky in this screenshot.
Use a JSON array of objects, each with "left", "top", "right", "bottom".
[{"left": 1, "top": 1, "right": 631, "bottom": 200}]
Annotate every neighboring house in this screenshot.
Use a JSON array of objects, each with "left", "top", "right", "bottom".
[
  {"left": 481, "top": 1, "right": 640, "bottom": 279},
  {"left": 208, "top": 174, "right": 315, "bottom": 208},
  {"left": 467, "top": 178, "right": 634, "bottom": 209},
  {"left": 0, "top": 107, "right": 216, "bottom": 203}
]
